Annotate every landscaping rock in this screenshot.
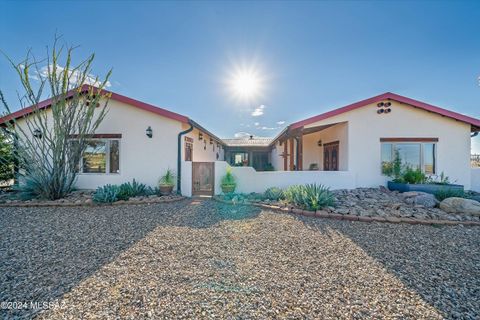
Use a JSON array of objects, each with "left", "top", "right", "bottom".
[
  {"left": 402, "top": 192, "right": 439, "bottom": 208},
  {"left": 440, "top": 197, "right": 480, "bottom": 216}
]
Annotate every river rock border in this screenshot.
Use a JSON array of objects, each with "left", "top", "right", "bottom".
[
  {"left": 213, "top": 197, "right": 480, "bottom": 227},
  {"left": 0, "top": 195, "right": 185, "bottom": 207}
]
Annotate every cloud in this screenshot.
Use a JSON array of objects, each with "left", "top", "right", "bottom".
[
  {"left": 234, "top": 132, "right": 252, "bottom": 138},
  {"left": 260, "top": 126, "right": 279, "bottom": 130},
  {"left": 276, "top": 120, "right": 285, "bottom": 125},
  {"left": 254, "top": 122, "right": 259, "bottom": 126},
  {"left": 31, "top": 64, "right": 111, "bottom": 88},
  {"left": 251, "top": 104, "right": 265, "bottom": 117}
]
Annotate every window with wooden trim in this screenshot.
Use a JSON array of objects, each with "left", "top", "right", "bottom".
[
  {"left": 78, "top": 139, "right": 120, "bottom": 174},
  {"left": 381, "top": 142, "right": 436, "bottom": 175},
  {"left": 185, "top": 142, "right": 193, "bottom": 161}
]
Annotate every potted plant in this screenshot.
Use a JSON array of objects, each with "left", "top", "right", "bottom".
[
  {"left": 221, "top": 167, "right": 236, "bottom": 193},
  {"left": 159, "top": 169, "right": 175, "bottom": 195}
]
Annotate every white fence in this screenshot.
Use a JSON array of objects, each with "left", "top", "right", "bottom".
[
  {"left": 214, "top": 161, "right": 356, "bottom": 195},
  {"left": 472, "top": 168, "right": 480, "bottom": 192}
]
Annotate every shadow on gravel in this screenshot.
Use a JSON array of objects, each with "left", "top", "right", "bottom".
[
  {"left": 298, "top": 216, "right": 480, "bottom": 319},
  {"left": 0, "top": 199, "right": 260, "bottom": 319}
]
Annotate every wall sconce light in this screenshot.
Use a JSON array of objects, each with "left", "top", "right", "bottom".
[
  {"left": 209, "top": 138, "right": 213, "bottom": 145},
  {"left": 204, "top": 140, "right": 207, "bottom": 150},
  {"left": 199, "top": 132, "right": 203, "bottom": 141},
  {"left": 146, "top": 126, "right": 153, "bottom": 138},
  {"left": 33, "top": 129, "right": 42, "bottom": 139},
  {"left": 317, "top": 140, "right": 322, "bottom": 147}
]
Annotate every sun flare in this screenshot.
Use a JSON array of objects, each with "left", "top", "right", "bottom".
[{"left": 229, "top": 68, "right": 263, "bottom": 100}]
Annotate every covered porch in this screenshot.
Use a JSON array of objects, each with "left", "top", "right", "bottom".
[{"left": 275, "top": 121, "right": 349, "bottom": 171}]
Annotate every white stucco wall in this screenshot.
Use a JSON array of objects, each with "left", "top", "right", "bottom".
[
  {"left": 270, "top": 141, "right": 284, "bottom": 170},
  {"left": 303, "top": 101, "right": 472, "bottom": 189},
  {"left": 214, "top": 161, "right": 356, "bottom": 195},
  {"left": 472, "top": 168, "right": 480, "bottom": 192},
  {"left": 14, "top": 98, "right": 225, "bottom": 191},
  {"left": 180, "top": 161, "right": 192, "bottom": 196},
  {"left": 183, "top": 127, "right": 224, "bottom": 162}
]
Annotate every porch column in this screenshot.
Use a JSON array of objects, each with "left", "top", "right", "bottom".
[
  {"left": 297, "top": 134, "right": 303, "bottom": 171},
  {"left": 283, "top": 141, "right": 287, "bottom": 171},
  {"left": 289, "top": 138, "right": 294, "bottom": 171}
]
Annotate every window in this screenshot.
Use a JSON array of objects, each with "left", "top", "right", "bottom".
[
  {"left": 81, "top": 139, "right": 120, "bottom": 174},
  {"left": 185, "top": 142, "right": 193, "bottom": 161},
  {"left": 230, "top": 152, "right": 249, "bottom": 166},
  {"left": 381, "top": 142, "right": 436, "bottom": 175}
]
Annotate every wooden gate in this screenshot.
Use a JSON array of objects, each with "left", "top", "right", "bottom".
[{"left": 192, "top": 162, "right": 215, "bottom": 196}]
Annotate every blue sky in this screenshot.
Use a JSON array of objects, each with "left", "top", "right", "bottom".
[{"left": 1, "top": 1, "right": 479, "bottom": 152}]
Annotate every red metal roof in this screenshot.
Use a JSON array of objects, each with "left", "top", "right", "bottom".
[
  {"left": 290, "top": 92, "right": 480, "bottom": 131},
  {"left": 0, "top": 84, "right": 189, "bottom": 124}
]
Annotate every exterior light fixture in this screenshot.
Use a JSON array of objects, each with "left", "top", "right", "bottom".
[
  {"left": 146, "top": 126, "right": 153, "bottom": 138},
  {"left": 33, "top": 129, "right": 42, "bottom": 139},
  {"left": 210, "top": 137, "right": 213, "bottom": 145},
  {"left": 377, "top": 102, "right": 384, "bottom": 108},
  {"left": 204, "top": 140, "right": 207, "bottom": 150},
  {"left": 199, "top": 132, "right": 203, "bottom": 141},
  {"left": 377, "top": 109, "right": 384, "bottom": 114},
  {"left": 317, "top": 140, "right": 322, "bottom": 147}
]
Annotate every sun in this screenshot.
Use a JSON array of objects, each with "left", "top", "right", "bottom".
[{"left": 229, "top": 68, "right": 263, "bottom": 100}]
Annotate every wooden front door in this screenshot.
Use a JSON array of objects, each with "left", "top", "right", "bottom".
[
  {"left": 192, "top": 162, "right": 214, "bottom": 196},
  {"left": 323, "top": 141, "right": 339, "bottom": 171}
]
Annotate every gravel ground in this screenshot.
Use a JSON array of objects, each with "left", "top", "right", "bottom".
[{"left": 1, "top": 200, "right": 479, "bottom": 319}]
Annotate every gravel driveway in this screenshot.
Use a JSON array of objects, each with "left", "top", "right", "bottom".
[{"left": 1, "top": 199, "right": 479, "bottom": 319}]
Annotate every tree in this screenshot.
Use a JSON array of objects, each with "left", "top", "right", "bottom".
[
  {"left": 0, "top": 37, "right": 112, "bottom": 199},
  {"left": 0, "top": 129, "right": 14, "bottom": 183}
]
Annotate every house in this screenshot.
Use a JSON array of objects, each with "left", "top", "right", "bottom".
[
  {"left": 2, "top": 87, "right": 480, "bottom": 196},
  {"left": 0, "top": 86, "right": 225, "bottom": 194}
]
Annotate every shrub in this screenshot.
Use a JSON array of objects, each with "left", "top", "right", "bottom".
[
  {"left": 118, "top": 179, "right": 148, "bottom": 200},
  {"left": 401, "top": 167, "right": 427, "bottom": 184},
  {"left": 264, "top": 187, "right": 284, "bottom": 201},
  {"left": 284, "top": 184, "right": 335, "bottom": 211},
  {"left": 93, "top": 184, "right": 120, "bottom": 203},
  {"left": 434, "top": 189, "right": 466, "bottom": 201},
  {"left": 159, "top": 169, "right": 175, "bottom": 187}
]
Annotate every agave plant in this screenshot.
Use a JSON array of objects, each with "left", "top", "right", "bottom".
[
  {"left": 118, "top": 179, "right": 148, "bottom": 200},
  {"left": 284, "top": 184, "right": 335, "bottom": 210},
  {"left": 264, "top": 187, "right": 284, "bottom": 201},
  {"left": 93, "top": 184, "right": 120, "bottom": 203}
]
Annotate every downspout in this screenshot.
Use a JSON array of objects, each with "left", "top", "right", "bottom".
[{"left": 177, "top": 121, "right": 194, "bottom": 195}]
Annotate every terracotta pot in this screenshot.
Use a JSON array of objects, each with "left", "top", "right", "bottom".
[
  {"left": 221, "top": 184, "right": 236, "bottom": 194},
  {"left": 159, "top": 185, "right": 173, "bottom": 195}
]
